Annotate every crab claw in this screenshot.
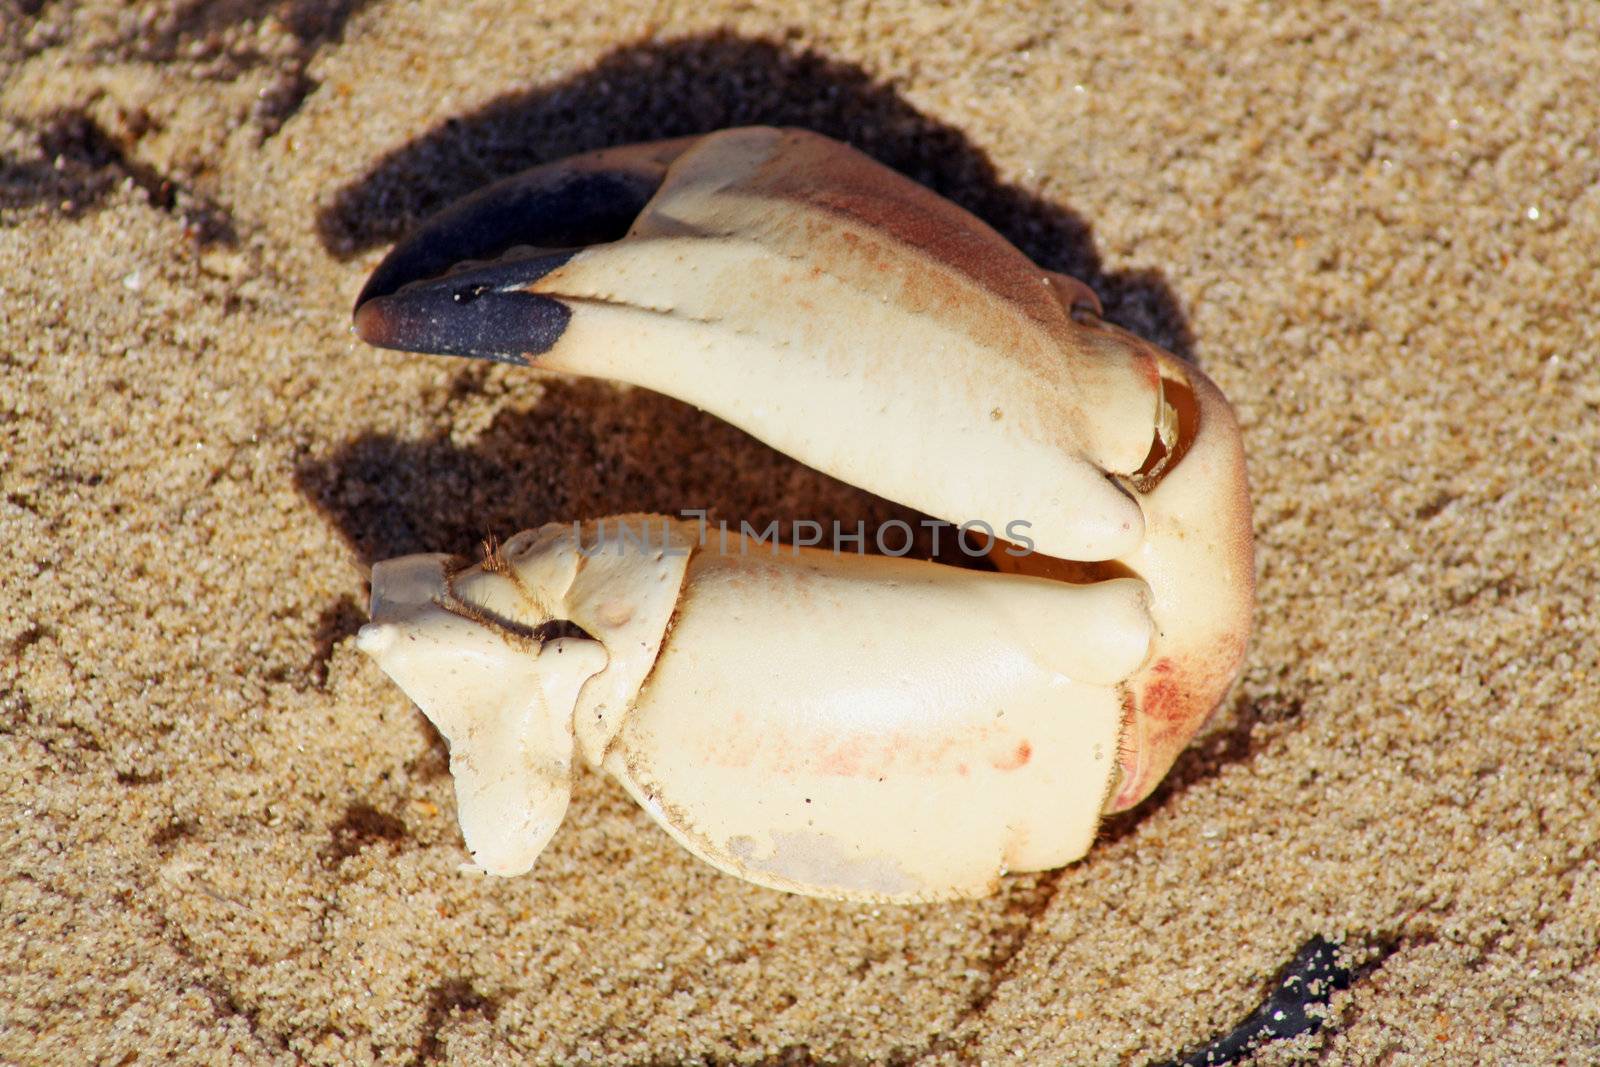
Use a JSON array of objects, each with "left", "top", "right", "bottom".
[
  {"left": 352, "top": 126, "right": 1255, "bottom": 854},
  {"left": 354, "top": 127, "right": 1168, "bottom": 563}
]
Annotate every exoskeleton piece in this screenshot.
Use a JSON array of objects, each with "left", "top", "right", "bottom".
[{"left": 350, "top": 127, "right": 1254, "bottom": 902}]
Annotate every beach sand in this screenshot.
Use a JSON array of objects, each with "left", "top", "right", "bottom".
[{"left": 3, "top": 2, "right": 1597, "bottom": 1063}]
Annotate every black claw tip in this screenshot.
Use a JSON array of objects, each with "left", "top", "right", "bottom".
[{"left": 352, "top": 249, "right": 577, "bottom": 364}]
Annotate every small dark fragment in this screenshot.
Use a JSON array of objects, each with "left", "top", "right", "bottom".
[{"left": 1156, "top": 936, "right": 1350, "bottom": 1067}]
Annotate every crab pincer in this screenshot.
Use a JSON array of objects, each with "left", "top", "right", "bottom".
[{"left": 351, "top": 127, "right": 1253, "bottom": 901}]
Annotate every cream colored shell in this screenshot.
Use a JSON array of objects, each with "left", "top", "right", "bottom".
[
  {"left": 350, "top": 127, "right": 1255, "bottom": 901},
  {"left": 359, "top": 519, "right": 1151, "bottom": 900}
]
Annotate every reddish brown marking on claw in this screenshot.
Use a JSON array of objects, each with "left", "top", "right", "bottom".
[
  {"left": 1140, "top": 658, "right": 1186, "bottom": 722},
  {"left": 813, "top": 732, "right": 872, "bottom": 777},
  {"left": 1136, "top": 349, "right": 1163, "bottom": 392},
  {"left": 991, "top": 740, "right": 1032, "bottom": 772},
  {"left": 1111, "top": 632, "right": 1250, "bottom": 811},
  {"left": 705, "top": 716, "right": 1009, "bottom": 782}
]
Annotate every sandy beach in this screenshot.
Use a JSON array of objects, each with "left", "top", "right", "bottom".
[{"left": 3, "top": 1, "right": 1598, "bottom": 1062}]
